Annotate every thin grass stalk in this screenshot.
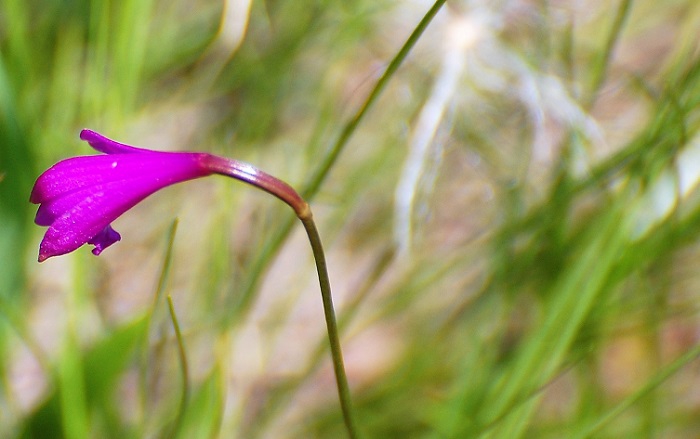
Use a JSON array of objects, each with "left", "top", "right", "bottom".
[
  {"left": 481, "top": 199, "right": 628, "bottom": 437},
  {"left": 139, "top": 220, "right": 179, "bottom": 429},
  {"left": 229, "top": 0, "right": 448, "bottom": 320},
  {"left": 585, "top": 0, "right": 633, "bottom": 107},
  {"left": 573, "top": 342, "right": 700, "bottom": 439},
  {"left": 166, "top": 295, "right": 190, "bottom": 438}
]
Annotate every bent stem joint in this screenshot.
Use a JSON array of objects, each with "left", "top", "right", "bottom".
[{"left": 207, "top": 156, "right": 359, "bottom": 438}]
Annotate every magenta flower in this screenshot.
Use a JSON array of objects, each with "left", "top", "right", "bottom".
[
  {"left": 30, "top": 129, "right": 358, "bottom": 436},
  {"left": 30, "top": 129, "right": 306, "bottom": 262}
]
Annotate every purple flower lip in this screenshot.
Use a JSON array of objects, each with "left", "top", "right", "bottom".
[{"left": 30, "top": 129, "right": 214, "bottom": 262}]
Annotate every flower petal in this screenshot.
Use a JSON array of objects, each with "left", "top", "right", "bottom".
[
  {"left": 31, "top": 155, "right": 120, "bottom": 204},
  {"left": 34, "top": 151, "right": 213, "bottom": 260},
  {"left": 37, "top": 178, "right": 158, "bottom": 260},
  {"left": 38, "top": 185, "right": 143, "bottom": 260},
  {"left": 79, "top": 129, "right": 148, "bottom": 154},
  {"left": 31, "top": 152, "right": 211, "bottom": 204},
  {"left": 88, "top": 225, "right": 122, "bottom": 256}
]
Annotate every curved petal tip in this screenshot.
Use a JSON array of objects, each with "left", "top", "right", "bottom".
[
  {"left": 79, "top": 129, "right": 97, "bottom": 141},
  {"left": 79, "top": 129, "right": 144, "bottom": 154}
]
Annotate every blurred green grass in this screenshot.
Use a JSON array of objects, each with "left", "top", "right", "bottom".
[{"left": 2, "top": 0, "right": 700, "bottom": 438}]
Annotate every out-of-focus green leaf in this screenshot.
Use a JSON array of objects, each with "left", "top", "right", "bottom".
[{"left": 175, "top": 366, "right": 225, "bottom": 439}]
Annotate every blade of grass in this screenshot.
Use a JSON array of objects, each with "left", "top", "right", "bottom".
[
  {"left": 480, "top": 196, "right": 630, "bottom": 437},
  {"left": 497, "top": 53, "right": 700, "bottom": 258},
  {"left": 585, "top": 0, "right": 633, "bottom": 107},
  {"left": 228, "top": 0, "right": 448, "bottom": 321},
  {"left": 175, "top": 366, "right": 225, "bottom": 439},
  {"left": 166, "top": 295, "right": 189, "bottom": 439},
  {"left": 82, "top": 0, "right": 112, "bottom": 120},
  {"left": 573, "top": 342, "right": 700, "bottom": 438},
  {"left": 139, "top": 219, "right": 179, "bottom": 431},
  {"left": 114, "top": 0, "right": 155, "bottom": 114},
  {"left": 58, "top": 331, "right": 89, "bottom": 439},
  {"left": 0, "top": 52, "right": 34, "bottom": 300}
]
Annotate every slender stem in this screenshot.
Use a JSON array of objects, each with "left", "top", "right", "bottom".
[
  {"left": 300, "top": 213, "right": 360, "bottom": 439},
  {"left": 209, "top": 159, "right": 359, "bottom": 437},
  {"left": 585, "top": 0, "right": 633, "bottom": 108},
  {"left": 205, "top": 155, "right": 309, "bottom": 217},
  {"left": 302, "top": 0, "right": 448, "bottom": 199}
]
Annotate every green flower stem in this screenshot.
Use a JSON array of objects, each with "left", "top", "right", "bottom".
[
  {"left": 208, "top": 158, "right": 359, "bottom": 438},
  {"left": 300, "top": 212, "right": 360, "bottom": 439}
]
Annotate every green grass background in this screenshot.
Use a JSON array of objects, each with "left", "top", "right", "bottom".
[{"left": 2, "top": 0, "right": 700, "bottom": 437}]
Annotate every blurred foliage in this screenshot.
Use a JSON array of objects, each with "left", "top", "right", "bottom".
[{"left": 2, "top": 0, "right": 700, "bottom": 438}]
